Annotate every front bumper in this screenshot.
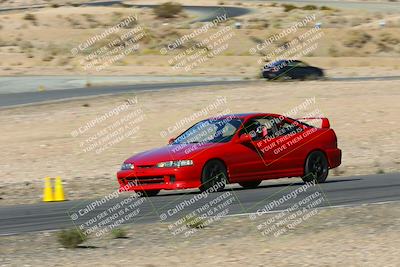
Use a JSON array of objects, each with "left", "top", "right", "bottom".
[
  {"left": 117, "top": 166, "right": 201, "bottom": 192},
  {"left": 262, "top": 72, "right": 277, "bottom": 79}
]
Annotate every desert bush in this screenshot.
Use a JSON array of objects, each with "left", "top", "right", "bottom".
[
  {"left": 154, "top": 2, "right": 183, "bottom": 18},
  {"left": 249, "top": 36, "right": 263, "bottom": 44},
  {"left": 282, "top": 4, "right": 297, "bottom": 12},
  {"left": 19, "top": 41, "right": 34, "bottom": 51},
  {"left": 320, "top": 6, "right": 334, "bottom": 11},
  {"left": 343, "top": 31, "right": 372, "bottom": 48},
  {"left": 23, "top": 13, "right": 38, "bottom": 25},
  {"left": 378, "top": 32, "right": 400, "bottom": 45},
  {"left": 376, "top": 42, "right": 392, "bottom": 52},
  {"left": 23, "top": 13, "right": 36, "bottom": 21},
  {"left": 57, "top": 229, "right": 87, "bottom": 248},
  {"left": 111, "top": 228, "right": 128, "bottom": 238},
  {"left": 57, "top": 57, "right": 71, "bottom": 65},
  {"left": 350, "top": 18, "right": 363, "bottom": 27},
  {"left": 42, "top": 55, "right": 54, "bottom": 62},
  {"left": 65, "top": 17, "right": 82, "bottom": 29},
  {"left": 328, "top": 45, "right": 340, "bottom": 57},
  {"left": 45, "top": 43, "right": 64, "bottom": 57},
  {"left": 183, "top": 214, "right": 206, "bottom": 229},
  {"left": 302, "top": 5, "right": 318, "bottom": 10}
]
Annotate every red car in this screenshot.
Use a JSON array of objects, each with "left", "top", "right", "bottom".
[{"left": 117, "top": 113, "right": 341, "bottom": 196}]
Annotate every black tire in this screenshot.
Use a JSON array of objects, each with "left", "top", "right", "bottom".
[
  {"left": 275, "top": 75, "right": 291, "bottom": 81},
  {"left": 137, "top": 190, "right": 160, "bottom": 197},
  {"left": 200, "top": 160, "right": 227, "bottom": 192},
  {"left": 304, "top": 69, "right": 324, "bottom": 80},
  {"left": 304, "top": 73, "right": 319, "bottom": 80},
  {"left": 239, "top": 180, "right": 262, "bottom": 189},
  {"left": 302, "top": 151, "right": 329, "bottom": 183}
]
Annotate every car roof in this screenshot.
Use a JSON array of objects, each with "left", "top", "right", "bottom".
[
  {"left": 209, "top": 113, "right": 282, "bottom": 120},
  {"left": 266, "top": 59, "right": 303, "bottom": 66}
]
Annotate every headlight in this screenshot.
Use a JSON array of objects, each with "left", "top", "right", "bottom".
[
  {"left": 156, "top": 160, "right": 193, "bottom": 168},
  {"left": 121, "top": 163, "right": 134, "bottom": 170}
]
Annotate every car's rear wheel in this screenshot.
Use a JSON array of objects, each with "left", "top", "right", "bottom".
[
  {"left": 304, "top": 74, "right": 319, "bottom": 80},
  {"left": 200, "top": 160, "right": 227, "bottom": 192},
  {"left": 137, "top": 190, "right": 160, "bottom": 197},
  {"left": 239, "top": 180, "right": 262, "bottom": 189},
  {"left": 302, "top": 151, "right": 329, "bottom": 183}
]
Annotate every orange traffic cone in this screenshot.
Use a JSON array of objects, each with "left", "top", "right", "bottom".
[
  {"left": 42, "top": 177, "right": 54, "bottom": 202},
  {"left": 54, "top": 176, "right": 66, "bottom": 202}
]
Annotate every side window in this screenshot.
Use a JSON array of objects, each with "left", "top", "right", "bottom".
[
  {"left": 274, "top": 120, "right": 303, "bottom": 136},
  {"left": 296, "top": 62, "right": 308, "bottom": 67},
  {"left": 287, "top": 61, "right": 298, "bottom": 67},
  {"left": 287, "top": 61, "right": 308, "bottom": 67},
  {"left": 221, "top": 122, "right": 238, "bottom": 137},
  {"left": 239, "top": 117, "right": 303, "bottom": 140},
  {"left": 239, "top": 117, "right": 274, "bottom": 140}
]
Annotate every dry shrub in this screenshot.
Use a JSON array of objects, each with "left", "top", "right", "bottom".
[
  {"left": 343, "top": 31, "right": 372, "bottom": 48},
  {"left": 154, "top": 2, "right": 183, "bottom": 18}
]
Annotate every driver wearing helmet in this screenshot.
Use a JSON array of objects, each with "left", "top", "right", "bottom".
[{"left": 245, "top": 120, "right": 268, "bottom": 141}]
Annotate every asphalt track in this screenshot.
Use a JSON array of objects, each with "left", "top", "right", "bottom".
[
  {"left": 1, "top": 75, "right": 400, "bottom": 108},
  {"left": 0, "top": 173, "right": 399, "bottom": 235},
  {"left": 0, "top": 80, "right": 248, "bottom": 108}
]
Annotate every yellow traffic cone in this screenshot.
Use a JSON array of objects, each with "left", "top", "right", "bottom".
[
  {"left": 43, "top": 177, "right": 54, "bottom": 202},
  {"left": 54, "top": 176, "right": 66, "bottom": 202}
]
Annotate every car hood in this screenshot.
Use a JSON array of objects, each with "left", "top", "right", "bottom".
[{"left": 125, "top": 143, "right": 223, "bottom": 165}]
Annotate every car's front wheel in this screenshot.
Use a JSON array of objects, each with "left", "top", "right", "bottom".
[
  {"left": 200, "top": 160, "right": 227, "bottom": 192},
  {"left": 239, "top": 180, "right": 261, "bottom": 189},
  {"left": 302, "top": 151, "right": 329, "bottom": 183}
]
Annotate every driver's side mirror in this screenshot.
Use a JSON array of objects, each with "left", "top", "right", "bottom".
[
  {"left": 168, "top": 137, "right": 175, "bottom": 144},
  {"left": 237, "top": 133, "right": 252, "bottom": 144}
]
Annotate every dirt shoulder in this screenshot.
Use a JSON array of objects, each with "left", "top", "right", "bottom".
[
  {"left": 1, "top": 201, "right": 399, "bottom": 266},
  {"left": 0, "top": 80, "right": 399, "bottom": 205}
]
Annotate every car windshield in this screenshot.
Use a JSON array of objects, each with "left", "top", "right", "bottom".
[
  {"left": 172, "top": 117, "right": 243, "bottom": 144},
  {"left": 263, "top": 60, "right": 289, "bottom": 70},
  {"left": 268, "top": 60, "right": 286, "bottom": 67}
]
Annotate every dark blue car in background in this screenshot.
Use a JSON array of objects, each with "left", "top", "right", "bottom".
[{"left": 262, "top": 60, "right": 324, "bottom": 80}]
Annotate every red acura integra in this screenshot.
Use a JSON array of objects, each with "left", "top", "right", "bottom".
[{"left": 117, "top": 113, "right": 342, "bottom": 196}]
